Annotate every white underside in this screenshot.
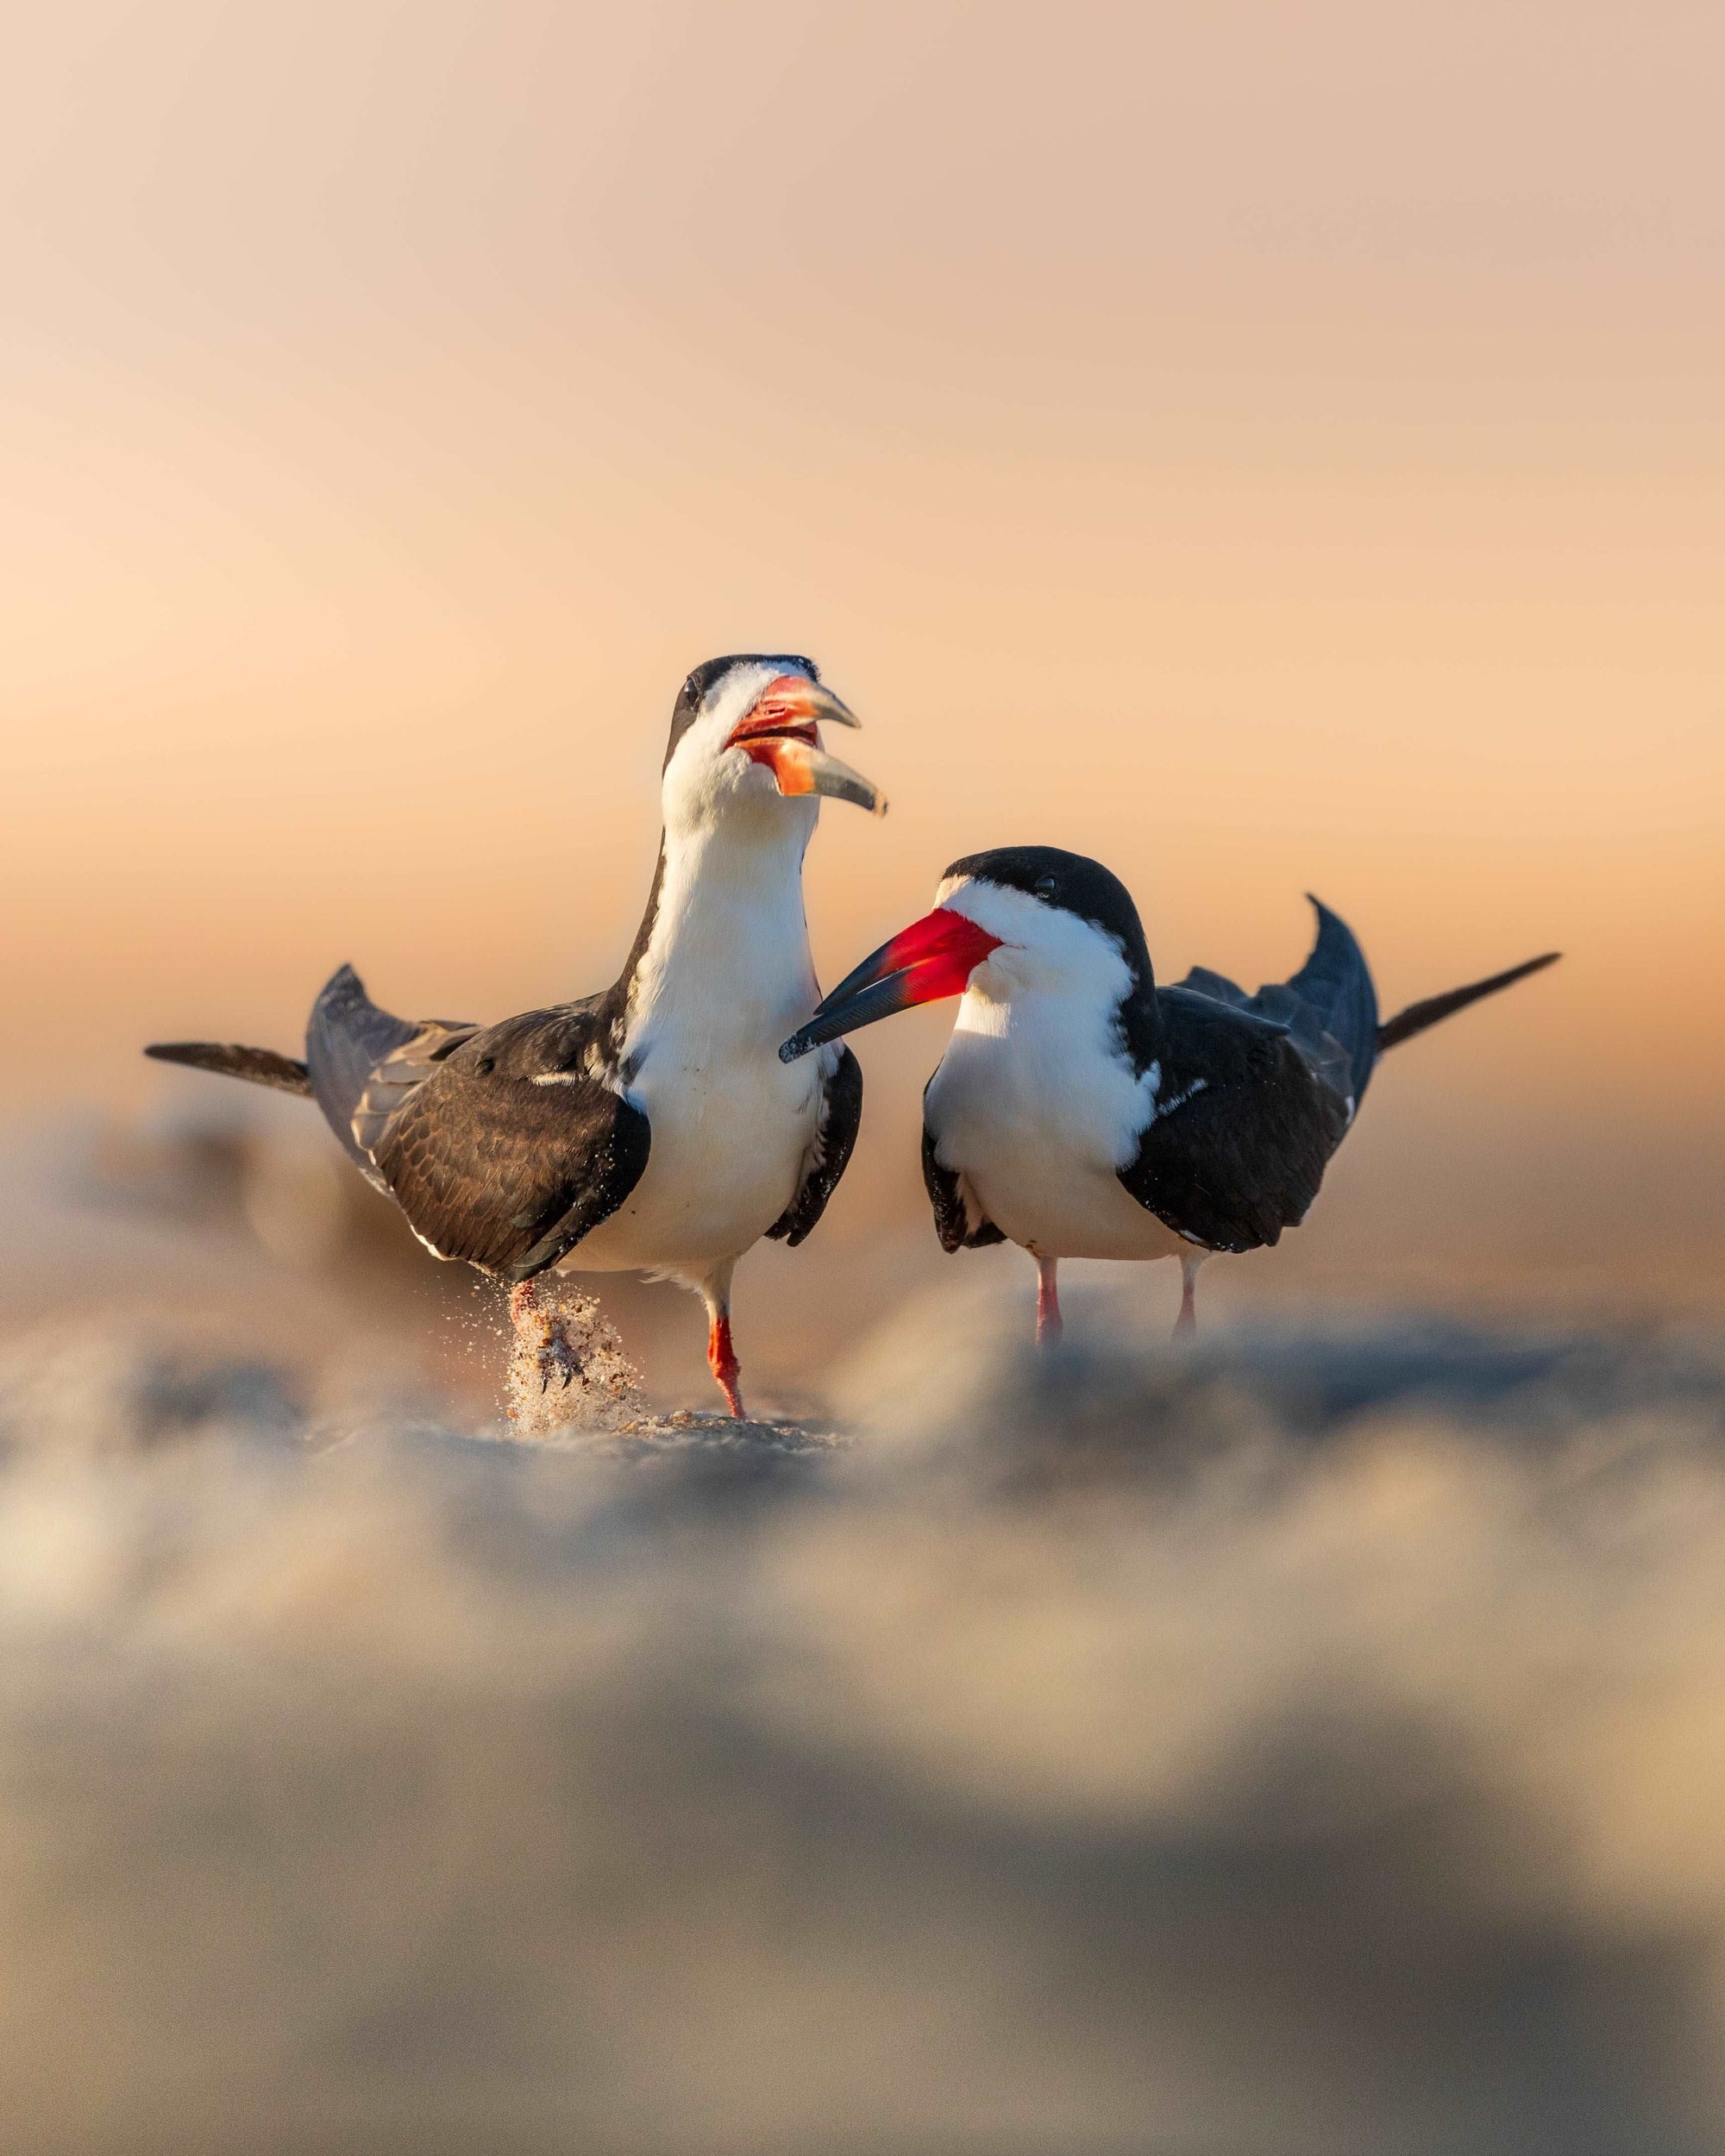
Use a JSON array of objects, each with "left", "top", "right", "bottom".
[
  {"left": 558, "top": 797, "right": 829, "bottom": 1289},
  {"left": 925, "top": 956, "right": 1185, "bottom": 1265},
  {"left": 563, "top": 1046, "right": 823, "bottom": 1281}
]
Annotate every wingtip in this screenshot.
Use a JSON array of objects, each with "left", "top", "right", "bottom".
[
  {"left": 140, "top": 1039, "right": 314, "bottom": 1094},
  {"left": 310, "top": 962, "right": 372, "bottom": 1019},
  {"left": 1495, "top": 950, "right": 1563, "bottom": 987},
  {"left": 1376, "top": 946, "right": 1564, "bottom": 1053}
]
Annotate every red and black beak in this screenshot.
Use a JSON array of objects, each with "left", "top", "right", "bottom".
[
  {"left": 781, "top": 907, "right": 1003, "bottom": 1062},
  {"left": 724, "top": 674, "right": 887, "bottom": 816}
]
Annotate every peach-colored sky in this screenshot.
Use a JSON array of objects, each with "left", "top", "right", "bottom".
[{"left": 3, "top": 0, "right": 1722, "bottom": 1164}]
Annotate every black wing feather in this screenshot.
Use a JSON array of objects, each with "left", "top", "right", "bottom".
[
  {"left": 1283, "top": 897, "right": 1379, "bottom": 1104},
  {"left": 1173, "top": 898, "right": 1376, "bottom": 1108},
  {"left": 923, "top": 1110, "right": 1007, "bottom": 1253},
  {"left": 765, "top": 1045, "right": 864, "bottom": 1246},
  {"left": 1377, "top": 951, "right": 1559, "bottom": 1051},
  {"left": 1118, "top": 990, "right": 1350, "bottom": 1253},
  {"left": 369, "top": 1007, "right": 650, "bottom": 1282}
]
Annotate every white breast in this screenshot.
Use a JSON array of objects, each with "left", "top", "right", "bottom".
[
  {"left": 566, "top": 814, "right": 827, "bottom": 1279},
  {"left": 925, "top": 941, "right": 1184, "bottom": 1264},
  {"left": 573, "top": 1048, "right": 823, "bottom": 1277}
]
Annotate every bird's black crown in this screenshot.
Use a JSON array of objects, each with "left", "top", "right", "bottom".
[{"left": 944, "top": 845, "right": 1151, "bottom": 979}]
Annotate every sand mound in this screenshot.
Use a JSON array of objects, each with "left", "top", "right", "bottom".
[{"left": 0, "top": 1300, "right": 1722, "bottom": 2153}]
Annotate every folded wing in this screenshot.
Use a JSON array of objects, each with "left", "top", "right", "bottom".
[
  {"left": 1118, "top": 899, "right": 1368, "bottom": 1252},
  {"left": 365, "top": 1007, "right": 650, "bottom": 1282},
  {"left": 304, "top": 967, "right": 649, "bottom": 1280},
  {"left": 765, "top": 1044, "right": 864, "bottom": 1247},
  {"left": 1119, "top": 993, "right": 1352, "bottom": 1252}
]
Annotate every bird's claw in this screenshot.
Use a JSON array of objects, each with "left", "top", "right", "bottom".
[
  {"left": 533, "top": 1324, "right": 585, "bottom": 1394},
  {"left": 513, "top": 1294, "right": 596, "bottom": 1402}
]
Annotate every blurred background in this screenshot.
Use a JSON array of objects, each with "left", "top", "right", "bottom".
[
  {"left": 3, "top": 10, "right": 1725, "bottom": 2148},
  {"left": 3, "top": 0, "right": 1721, "bottom": 1407}
]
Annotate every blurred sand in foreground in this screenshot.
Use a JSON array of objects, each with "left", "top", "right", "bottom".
[{"left": 1, "top": 1286, "right": 1723, "bottom": 2154}]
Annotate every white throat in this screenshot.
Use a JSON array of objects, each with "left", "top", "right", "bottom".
[
  {"left": 934, "top": 879, "right": 1164, "bottom": 1170},
  {"left": 620, "top": 806, "right": 820, "bottom": 1070}
]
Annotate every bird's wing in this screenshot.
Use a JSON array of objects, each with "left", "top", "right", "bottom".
[
  {"left": 143, "top": 1040, "right": 312, "bottom": 1095},
  {"left": 921, "top": 1078, "right": 1007, "bottom": 1253},
  {"left": 350, "top": 1018, "right": 486, "bottom": 1161},
  {"left": 1117, "top": 988, "right": 1351, "bottom": 1253},
  {"left": 1173, "top": 897, "right": 1378, "bottom": 1111},
  {"left": 1377, "top": 950, "right": 1559, "bottom": 1052},
  {"left": 765, "top": 1044, "right": 864, "bottom": 1247},
  {"left": 304, "top": 965, "right": 460, "bottom": 1190},
  {"left": 364, "top": 1006, "right": 650, "bottom": 1282}
]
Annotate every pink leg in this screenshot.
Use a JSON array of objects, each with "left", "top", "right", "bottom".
[
  {"left": 1035, "top": 1254, "right": 1063, "bottom": 1348},
  {"left": 1173, "top": 1256, "right": 1201, "bottom": 1338}
]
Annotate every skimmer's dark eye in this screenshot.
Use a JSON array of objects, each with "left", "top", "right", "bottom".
[{"left": 1034, "top": 874, "right": 1058, "bottom": 899}]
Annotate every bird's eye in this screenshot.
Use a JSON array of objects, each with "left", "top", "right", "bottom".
[{"left": 1034, "top": 875, "right": 1057, "bottom": 899}]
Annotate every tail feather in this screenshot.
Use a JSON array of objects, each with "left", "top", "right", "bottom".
[
  {"left": 143, "top": 1041, "right": 311, "bottom": 1097},
  {"left": 1377, "top": 952, "right": 1560, "bottom": 1052}
]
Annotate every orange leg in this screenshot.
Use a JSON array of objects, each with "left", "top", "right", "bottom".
[
  {"left": 1035, "top": 1254, "right": 1063, "bottom": 1348},
  {"left": 706, "top": 1309, "right": 744, "bottom": 1420}
]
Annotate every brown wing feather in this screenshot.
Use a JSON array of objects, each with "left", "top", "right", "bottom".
[
  {"left": 143, "top": 1042, "right": 312, "bottom": 1096},
  {"left": 367, "top": 1007, "right": 650, "bottom": 1282},
  {"left": 350, "top": 1019, "right": 481, "bottom": 1159}
]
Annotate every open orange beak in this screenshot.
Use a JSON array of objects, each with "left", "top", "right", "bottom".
[
  {"left": 725, "top": 674, "right": 886, "bottom": 816},
  {"left": 780, "top": 906, "right": 1004, "bottom": 1062}
]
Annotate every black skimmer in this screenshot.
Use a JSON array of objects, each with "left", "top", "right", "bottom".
[
  {"left": 147, "top": 656, "right": 886, "bottom": 1415},
  {"left": 781, "top": 845, "right": 1558, "bottom": 1341}
]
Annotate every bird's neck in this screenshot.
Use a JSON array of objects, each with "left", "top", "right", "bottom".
[
  {"left": 614, "top": 812, "right": 819, "bottom": 1061},
  {"left": 956, "top": 960, "right": 1162, "bottom": 1074}
]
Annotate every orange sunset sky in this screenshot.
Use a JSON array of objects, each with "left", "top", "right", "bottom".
[{"left": 3, "top": 0, "right": 1722, "bottom": 1306}]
